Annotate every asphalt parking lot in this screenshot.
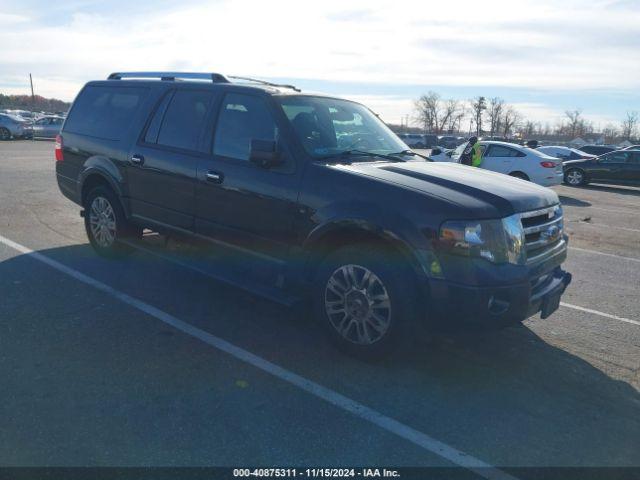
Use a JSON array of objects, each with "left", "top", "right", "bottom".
[{"left": 1, "top": 140, "right": 639, "bottom": 477}]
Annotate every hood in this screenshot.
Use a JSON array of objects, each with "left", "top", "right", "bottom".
[{"left": 332, "top": 161, "right": 559, "bottom": 218}]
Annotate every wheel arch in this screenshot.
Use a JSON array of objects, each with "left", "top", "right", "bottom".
[
  {"left": 301, "top": 221, "right": 426, "bottom": 285},
  {"left": 79, "top": 169, "right": 129, "bottom": 217}
]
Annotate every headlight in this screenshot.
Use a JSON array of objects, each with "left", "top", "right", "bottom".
[{"left": 438, "top": 214, "right": 525, "bottom": 264}]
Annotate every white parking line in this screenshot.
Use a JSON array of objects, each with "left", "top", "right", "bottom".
[
  {"left": 561, "top": 303, "right": 640, "bottom": 326},
  {"left": 0, "top": 233, "right": 516, "bottom": 480},
  {"left": 569, "top": 246, "right": 640, "bottom": 263}
]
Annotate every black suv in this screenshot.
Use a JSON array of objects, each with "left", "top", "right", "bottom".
[{"left": 55, "top": 72, "right": 571, "bottom": 356}]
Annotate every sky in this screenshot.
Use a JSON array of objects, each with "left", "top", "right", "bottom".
[{"left": 1, "top": 0, "right": 639, "bottom": 129}]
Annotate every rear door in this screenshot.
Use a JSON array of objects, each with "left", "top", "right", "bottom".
[
  {"left": 128, "top": 87, "right": 216, "bottom": 230},
  {"left": 481, "top": 144, "right": 520, "bottom": 174}
]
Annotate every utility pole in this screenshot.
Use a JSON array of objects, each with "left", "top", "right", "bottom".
[{"left": 29, "top": 73, "right": 35, "bottom": 105}]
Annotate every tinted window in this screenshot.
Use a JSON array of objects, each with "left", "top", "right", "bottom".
[
  {"left": 600, "top": 151, "right": 630, "bottom": 163},
  {"left": 156, "top": 89, "right": 214, "bottom": 151},
  {"left": 64, "top": 85, "right": 147, "bottom": 140},
  {"left": 486, "top": 145, "right": 519, "bottom": 157},
  {"left": 214, "top": 93, "right": 277, "bottom": 161},
  {"left": 144, "top": 91, "right": 174, "bottom": 144},
  {"left": 629, "top": 152, "right": 640, "bottom": 164}
]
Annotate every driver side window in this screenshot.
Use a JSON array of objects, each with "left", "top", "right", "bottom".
[{"left": 214, "top": 93, "right": 278, "bottom": 162}]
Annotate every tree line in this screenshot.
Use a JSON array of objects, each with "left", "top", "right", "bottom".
[
  {"left": 413, "top": 91, "right": 639, "bottom": 141},
  {"left": 0, "top": 94, "right": 71, "bottom": 113}
]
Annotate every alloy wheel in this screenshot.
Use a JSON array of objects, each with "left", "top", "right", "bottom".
[
  {"left": 566, "top": 170, "right": 583, "bottom": 185},
  {"left": 324, "top": 264, "right": 392, "bottom": 345},
  {"left": 89, "top": 196, "right": 117, "bottom": 248}
]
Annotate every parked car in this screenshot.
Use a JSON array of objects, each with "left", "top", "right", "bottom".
[
  {"left": 536, "top": 146, "right": 596, "bottom": 161},
  {"left": 427, "top": 147, "right": 456, "bottom": 162},
  {"left": 437, "top": 135, "right": 461, "bottom": 149},
  {"left": 451, "top": 141, "right": 564, "bottom": 186},
  {"left": 578, "top": 144, "right": 617, "bottom": 156},
  {"left": 31, "top": 115, "right": 65, "bottom": 138},
  {"left": 0, "top": 113, "right": 32, "bottom": 140},
  {"left": 55, "top": 71, "right": 571, "bottom": 356},
  {"left": 563, "top": 149, "right": 640, "bottom": 186},
  {"left": 397, "top": 133, "right": 428, "bottom": 148}
]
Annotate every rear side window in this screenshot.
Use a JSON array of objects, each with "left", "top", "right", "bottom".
[
  {"left": 64, "top": 85, "right": 147, "bottom": 140},
  {"left": 156, "top": 89, "right": 215, "bottom": 151},
  {"left": 486, "top": 145, "right": 521, "bottom": 157},
  {"left": 213, "top": 93, "right": 277, "bottom": 161}
]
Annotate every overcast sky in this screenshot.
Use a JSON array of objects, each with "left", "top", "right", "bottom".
[{"left": 1, "top": 0, "right": 638, "bottom": 128}]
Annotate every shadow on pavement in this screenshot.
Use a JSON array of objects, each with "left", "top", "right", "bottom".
[
  {"left": 558, "top": 195, "right": 592, "bottom": 208},
  {"left": 582, "top": 184, "right": 640, "bottom": 197},
  {"left": 1, "top": 241, "right": 639, "bottom": 468}
]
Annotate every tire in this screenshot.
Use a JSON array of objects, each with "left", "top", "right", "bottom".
[
  {"left": 83, "top": 186, "right": 141, "bottom": 258},
  {"left": 0, "top": 127, "right": 11, "bottom": 141},
  {"left": 564, "top": 168, "right": 587, "bottom": 186},
  {"left": 312, "top": 243, "right": 418, "bottom": 358},
  {"left": 509, "top": 171, "right": 529, "bottom": 181}
]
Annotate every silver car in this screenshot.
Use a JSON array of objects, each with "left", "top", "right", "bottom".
[
  {"left": 31, "top": 116, "right": 64, "bottom": 139},
  {"left": 0, "top": 113, "right": 32, "bottom": 140}
]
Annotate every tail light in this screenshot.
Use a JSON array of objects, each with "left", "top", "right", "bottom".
[
  {"left": 540, "top": 161, "right": 557, "bottom": 168},
  {"left": 55, "top": 134, "right": 64, "bottom": 162}
]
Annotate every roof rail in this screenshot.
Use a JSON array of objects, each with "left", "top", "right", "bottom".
[
  {"left": 228, "top": 76, "right": 301, "bottom": 92},
  {"left": 107, "top": 72, "right": 230, "bottom": 83}
]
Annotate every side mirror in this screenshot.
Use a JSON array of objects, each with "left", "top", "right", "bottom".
[
  {"left": 249, "top": 139, "right": 282, "bottom": 168},
  {"left": 431, "top": 147, "right": 442, "bottom": 156}
]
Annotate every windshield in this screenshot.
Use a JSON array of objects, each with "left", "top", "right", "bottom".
[{"left": 277, "top": 96, "right": 407, "bottom": 158}]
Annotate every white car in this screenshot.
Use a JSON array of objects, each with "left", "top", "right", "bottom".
[
  {"left": 427, "top": 147, "right": 456, "bottom": 162},
  {"left": 453, "top": 141, "right": 564, "bottom": 187},
  {"left": 536, "top": 145, "right": 595, "bottom": 162}
]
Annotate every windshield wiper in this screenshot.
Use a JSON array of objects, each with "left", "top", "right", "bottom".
[
  {"left": 317, "top": 149, "right": 406, "bottom": 164},
  {"left": 388, "top": 150, "right": 432, "bottom": 161}
]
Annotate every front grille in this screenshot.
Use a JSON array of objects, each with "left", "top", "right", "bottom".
[{"left": 518, "top": 205, "right": 564, "bottom": 265}]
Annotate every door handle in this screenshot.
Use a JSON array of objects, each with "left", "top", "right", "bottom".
[
  {"left": 131, "top": 154, "right": 145, "bottom": 165},
  {"left": 205, "top": 171, "right": 224, "bottom": 183}
]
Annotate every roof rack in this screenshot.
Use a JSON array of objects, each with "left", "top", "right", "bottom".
[
  {"left": 107, "top": 72, "right": 231, "bottom": 83},
  {"left": 227, "top": 75, "right": 301, "bottom": 92},
  {"left": 107, "top": 72, "right": 301, "bottom": 92}
]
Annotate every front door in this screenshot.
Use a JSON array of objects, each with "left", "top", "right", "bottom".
[
  {"left": 195, "top": 92, "right": 301, "bottom": 263},
  {"left": 127, "top": 88, "right": 216, "bottom": 230}
]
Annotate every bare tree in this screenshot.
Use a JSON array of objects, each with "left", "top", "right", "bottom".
[
  {"left": 470, "top": 96, "right": 487, "bottom": 136},
  {"left": 442, "top": 99, "right": 462, "bottom": 133},
  {"left": 414, "top": 91, "right": 442, "bottom": 133},
  {"left": 621, "top": 111, "right": 638, "bottom": 140},
  {"left": 501, "top": 106, "right": 521, "bottom": 137},
  {"left": 564, "top": 109, "right": 583, "bottom": 138},
  {"left": 487, "top": 97, "right": 504, "bottom": 137}
]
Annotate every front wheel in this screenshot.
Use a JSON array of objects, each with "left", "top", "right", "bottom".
[
  {"left": 84, "top": 186, "right": 141, "bottom": 258},
  {"left": 0, "top": 127, "right": 11, "bottom": 140},
  {"left": 564, "top": 168, "right": 587, "bottom": 186},
  {"left": 312, "top": 244, "right": 418, "bottom": 358}
]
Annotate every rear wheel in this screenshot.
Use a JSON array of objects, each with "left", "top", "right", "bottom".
[
  {"left": 0, "top": 127, "right": 11, "bottom": 140},
  {"left": 509, "top": 171, "right": 529, "bottom": 181},
  {"left": 312, "top": 244, "right": 418, "bottom": 358},
  {"left": 564, "top": 168, "right": 587, "bottom": 186},
  {"left": 84, "top": 186, "right": 141, "bottom": 258}
]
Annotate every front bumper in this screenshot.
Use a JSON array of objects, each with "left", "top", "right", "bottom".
[{"left": 428, "top": 266, "right": 572, "bottom": 328}]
